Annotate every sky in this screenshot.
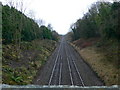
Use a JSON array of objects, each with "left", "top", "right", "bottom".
[{"left": 0, "top": 0, "right": 114, "bottom": 35}]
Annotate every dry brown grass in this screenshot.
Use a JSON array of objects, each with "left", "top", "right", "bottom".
[{"left": 72, "top": 44, "right": 119, "bottom": 86}]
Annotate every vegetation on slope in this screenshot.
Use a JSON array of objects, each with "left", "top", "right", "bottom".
[
  {"left": 72, "top": 38, "right": 119, "bottom": 85},
  {"left": 2, "top": 5, "right": 59, "bottom": 85},
  {"left": 70, "top": 1, "right": 120, "bottom": 85},
  {"left": 2, "top": 39, "right": 56, "bottom": 85}
]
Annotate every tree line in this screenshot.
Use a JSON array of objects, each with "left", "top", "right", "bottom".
[
  {"left": 71, "top": 1, "right": 120, "bottom": 41},
  {"left": 2, "top": 5, "right": 58, "bottom": 44}
]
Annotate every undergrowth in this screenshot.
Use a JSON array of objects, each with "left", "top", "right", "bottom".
[
  {"left": 2, "top": 39, "right": 56, "bottom": 85},
  {"left": 72, "top": 38, "right": 119, "bottom": 85}
]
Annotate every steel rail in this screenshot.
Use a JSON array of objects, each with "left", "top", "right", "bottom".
[
  {"left": 48, "top": 43, "right": 61, "bottom": 85},
  {"left": 67, "top": 42, "right": 85, "bottom": 86},
  {"left": 67, "top": 57, "right": 74, "bottom": 85},
  {"left": 59, "top": 63, "right": 62, "bottom": 85},
  {"left": 65, "top": 42, "right": 74, "bottom": 85}
]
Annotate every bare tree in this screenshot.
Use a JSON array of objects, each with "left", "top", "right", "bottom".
[
  {"left": 27, "top": 10, "right": 36, "bottom": 20},
  {"left": 6, "top": 0, "right": 27, "bottom": 13},
  {"left": 6, "top": 0, "right": 14, "bottom": 7},
  {"left": 35, "top": 19, "right": 45, "bottom": 27},
  {"left": 47, "top": 24, "right": 53, "bottom": 31}
]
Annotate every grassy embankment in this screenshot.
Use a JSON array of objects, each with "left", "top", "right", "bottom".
[
  {"left": 2, "top": 39, "right": 57, "bottom": 85},
  {"left": 72, "top": 38, "right": 119, "bottom": 85}
]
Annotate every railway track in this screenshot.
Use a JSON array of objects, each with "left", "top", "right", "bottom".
[
  {"left": 48, "top": 40, "right": 85, "bottom": 86},
  {"left": 48, "top": 41, "right": 63, "bottom": 85},
  {"left": 65, "top": 42, "right": 85, "bottom": 86},
  {"left": 34, "top": 36, "right": 103, "bottom": 86},
  {"left": 66, "top": 42, "right": 85, "bottom": 86}
]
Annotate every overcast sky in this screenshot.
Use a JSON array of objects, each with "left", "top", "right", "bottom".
[{"left": 0, "top": 0, "right": 114, "bottom": 34}]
